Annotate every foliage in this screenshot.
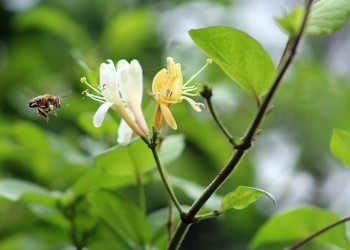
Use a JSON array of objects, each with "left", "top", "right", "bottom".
[{"left": 189, "top": 26, "right": 276, "bottom": 99}]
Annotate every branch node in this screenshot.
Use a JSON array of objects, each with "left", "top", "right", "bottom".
[{"left": 180, "top": 212, "right": 195, "bottom": 225}]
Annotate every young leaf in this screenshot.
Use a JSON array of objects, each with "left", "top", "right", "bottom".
[
  {"left": 251, "top": 206, "right": 350, "bottom": 249},
  {"left": 189, "top": 26, "right": 276, "bottom": 98},
  {"left": 275, "top": 7, "right": 305, "bottom": 37},
  {"left": 306, "top": 0, "right": 350, "bottom": 35},
  {"left": 330, "top": 129, "right": 350, "bottom": 167},
  {"left": 221, "top": 186, "right": 275, "bottom": 212},
  {"left": 87, "top": 189, "right": 153, "bottom": 247}
]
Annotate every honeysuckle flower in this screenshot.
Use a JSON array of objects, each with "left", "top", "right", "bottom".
[
  {"left": 81, "top": 59, "right": 148, "bottom": 144},
  {"left": 152, "top": 57, "right": 211, "bottom": 130}
]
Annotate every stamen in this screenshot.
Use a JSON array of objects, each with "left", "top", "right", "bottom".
[
  {"left": 81, "top": 77, "right": 103, "bottom": 95},
  {"left": 85, "top": 93, "right": 106, "bottom": 103},
  {"left": 165, "top": 88, "right": 173, "bottom": 97},
  {"left": 183, "top": 59, "right": 212, "bottom": 87},
  {"left": 182, "top": 92, "right": 199, "bottom": 97}
]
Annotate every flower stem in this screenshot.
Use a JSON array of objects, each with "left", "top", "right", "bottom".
[
  {"left": 149, "top": 142, "right": 183, "bottom": 214},
  {"left": 168, "top": 1, "right": 313, "bottom": 249},
  {"left": 201, "top": 85, "right": 235, "bottom": 145},
  {"left": 285, "top": 216, "right": 350, "bottom": 250}
]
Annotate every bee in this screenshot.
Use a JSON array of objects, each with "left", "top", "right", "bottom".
[{"left": 28, "top": 94, "right": 61, "bottom": 121}]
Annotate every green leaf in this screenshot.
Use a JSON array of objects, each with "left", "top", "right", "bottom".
[
  {"left": 95, "top": 139, "right": 155, "bottom": 176},
  {"left": 159, "top": 134, "right": 185, "bottom": 164},
  {"left": 330, "top": 129, "right": 350, "bottom": 167},
  {"left": 77, "top": 112, "right": 118, "bottom": 137},
  {"left": 87, "top": 189, "right": 153, "bottom": 247},
  {"left": 251, "top": 206, "right": 350, "bottom": 249},
  {"left": 306, "top": 0, "right": 350, "bottom": 35},
  {"left": 275, "top": 7, "right": 305, "bottom": 37},
  {"left": 0, "top": 179, "right": 49, "bottom": 201},
  {"left": 221, "top": 186, "right": 275, "bottom": 211},
  {"left": 73, "top": 169, "right": 136, "bottom": 197},
  {"left": 95, "top": 135, "right": 185, "bottom": 177},
  {"left": 0, "top": 179, "right": 70, "bottom": 229},
  {"left": 189, "top": 26, "right": 276, "bottom": 97}
]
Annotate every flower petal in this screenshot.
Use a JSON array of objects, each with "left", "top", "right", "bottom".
[
  {"left": 152, "top": 69, "right": 167, "bottom": 94},
  {"left": 160, "top": 103, "right": 177, "bottom": 130},
  {"left": 132, "top": 104, "right": 149, "bottom": 134},
  {"left": 154, "top": 105, "right": 164, "bottom": 130},
  {"left": 100, "top": 60, "right": 116, "bottom": 90},
  {"left": 117, "top": 119, "right": 134, "bottom": 145},
  {"left": 93, "top": 102, "right": 113, "bottom": 127},
  {"left": 117, "top": 59, "right": 143, "bottom": 105}
]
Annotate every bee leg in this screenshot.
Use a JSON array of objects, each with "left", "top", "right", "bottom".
[{"left": 37, "top": 108, "right": 49, "bottom": 121}]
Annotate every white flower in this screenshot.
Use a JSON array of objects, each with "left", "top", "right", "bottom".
[{"left": 81, "top": 59, "right": 148, "bottom": 144}]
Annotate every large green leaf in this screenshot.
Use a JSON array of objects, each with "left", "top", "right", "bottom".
[
  {"left": 306, "top": 0, "right": 350, "bottom": 35},
  {"left": 73, "top": 169, "right": 136, "bottom": 197},
  {"left": 251, "top": 206, "right": 350, "bottom": 249},
  {"left": 87, "top": 189, "right": 153, "bottom": 247},
  {"left": 330, "top": 129, "right": 350, "bottom": 167},
  {"left": 221, "top": 186, "right": 275, "bottom": 211},
  {"left": 95, "top": 139, "right": 154, "bottom": 175},
  {"left": 189, "top": 26, "right": 276, "bottom": 98},
  {"left": 0, "top": 179, "right": 69, "bottom": 229},
  {"left": 95, "top": 135, "right": 185, "bottom": 176}
]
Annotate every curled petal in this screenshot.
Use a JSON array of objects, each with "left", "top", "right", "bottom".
[
  {"left": 160, "top": 103, "right": 177, "bottom": 130},
  {"left": 93, "top": 102, "right": 113, "bottom": 127}
]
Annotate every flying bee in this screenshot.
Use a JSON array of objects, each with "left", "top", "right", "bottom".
[{"left": 28, "top": 94, "right": 61, "bottom": 121}]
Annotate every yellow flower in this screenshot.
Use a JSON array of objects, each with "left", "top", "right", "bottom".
[{"left": 152, "top": 57, "right": 211, "bottom": 130}]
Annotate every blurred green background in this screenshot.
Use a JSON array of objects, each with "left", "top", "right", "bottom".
[{"left": 1, "top": 0, "right": 350, "bottom": 249}]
